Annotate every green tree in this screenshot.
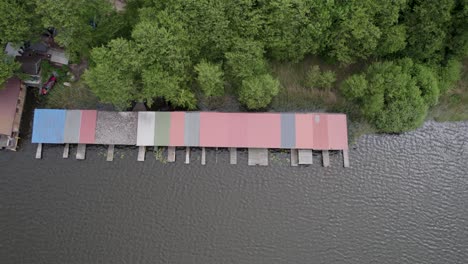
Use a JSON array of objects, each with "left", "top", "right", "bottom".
[
  {"left": 239, "top": 74, "right": 280, "bottom": 109},
  {"left": 0, "top": 53, "right": 20, "bottom": 87},
  {"left": 328, "top": 0, "right": 407, "bottom": 63},
  {"left": 194, "top": 60, "right": 224, "bottom": 97},
  {"left": 225, "top": 38, "right": 267, "bottom": 82},
  {"left": 83, "top": 38, "right": 141, "bottom": 109},
  {"left": 438, "top": 59, "right": 463, "bottom": 93},
  {"left": 259, "top": 0, "right": 332, "bottom": 61},
  {"left": 306, "top": 65, "right": 336, "bottom": 90},
  {"left": 132, "top": 9, "right": 192, "bottom": 79},
  {"left": 0, "top": 1, "right": 41, "bottom": 45},
  {"left": 35, "top": 0, "right": 113, "bottom": 60},
  {"left": 412, "top": 64, "right": 440, "bottom": 106},
  {"left": 403, "top": 0, "right": 456, "bottom": 62},
  {"left": 341, "top": 60, "right": 429, "bottom": 133},
  {"left": 141, "top": 65, "right": 196, "bottom": 109}
]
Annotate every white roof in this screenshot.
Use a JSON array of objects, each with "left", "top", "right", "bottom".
[{"left": 4, "top": 42, "right": 21, "bottom": 57}]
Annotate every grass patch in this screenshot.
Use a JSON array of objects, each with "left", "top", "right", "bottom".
[
  {"left": 153, "top": 147, "right": 167, "bottom": 163},
  {"left": 42, "top": 79, "right": 99, "bottom": 109},
  {"left": 428, "top": 59, "right": 468, "bottom": 122}
]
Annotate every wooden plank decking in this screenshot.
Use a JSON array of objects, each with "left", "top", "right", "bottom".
[
  {"left": 298, "top": 149, "right": 313, "bottom": 165},
  {"left": 248, "top": 148, "right": 268, "bottom": 166}
]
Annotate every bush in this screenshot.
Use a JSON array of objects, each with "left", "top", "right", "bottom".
[
  {"left": 194, "top": 60, "right": 224, "bottom": 97},
  {"left": 239, "top": 74, "right": 280, "bottom": 109},
  {"left": 341, "top": 60, "right": 430, "bottom": 133},
  {"left": 438, "top": 59, "right": 462, "bottom": 93},
  {"left": 305, "top": 65, "right": 336, "bottom": 90}
]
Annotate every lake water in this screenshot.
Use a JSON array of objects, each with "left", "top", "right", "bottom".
[{"left": 1, "top": 112, "right": 467, "bottom": 263}]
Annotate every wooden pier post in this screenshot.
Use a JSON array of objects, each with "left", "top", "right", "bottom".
[
  {"left": 290, "top": 149, "right": 298, "bottom": 166},
  {"left": 76, "top": 144, "right": 86, "bottom": 160},
  {"left": 322, "top": 150, "right": 330, "bottom": 167},
  {"left": 201, "top": 147, "right": 206, "bottom": 165},
  {"left": 35, "top": 143, "right": 42, "bottom": 159},
  {"left": 229, "top": 148, "right": 237, "bottom": 165},
  {"left": 63, "top": 144, "right": 69, "bottom": 158},
  {"left": 343, "top": 149, "right": 350, "bottom": 168},
  {"left": 167, "top": 146, "right": 176, "bottom": 162},
  {"left": 138, "top": 146, "right": 145, "bottom": 161},
  {"left": 185, "top": 147, "right": 190, "bottom": 164},
  {"left": 107, "top": 145, "right": 114, "bottom": 161}
]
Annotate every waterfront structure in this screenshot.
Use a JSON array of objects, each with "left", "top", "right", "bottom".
[
  {"left": 32, "top": 109, "right": 350, "bottom": 167},
  {"left": 0, "top": 78, "right": 27, "bottom": 150}
]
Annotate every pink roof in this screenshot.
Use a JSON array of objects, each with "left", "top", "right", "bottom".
[
  {"left": 246, "top": 113, "right": 281, "bottom": 148},
  {"left": 295, "top": 114, "right": 314, "bottom": 149},
  {"left": 327, "top": 114, "right": 348, "bottom": 150},
  {"left": 313, "top": 114, "right": 329, "bottom": 150},
  {"left": 199, "top": 112, "right": 281, "bottom": 148},
  {"left": 79, "top": 110, "right": 97, "bottom": 143},
  {"left": 169, "top": 112, "right": 185, "bottom": 146},
  {"left": 0, "top": 78, "right": 21, "bottom": 135}
]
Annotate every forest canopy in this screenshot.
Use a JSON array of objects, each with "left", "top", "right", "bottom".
[{"left": 1, "top": 0, "right": 467, "bottom": 131}]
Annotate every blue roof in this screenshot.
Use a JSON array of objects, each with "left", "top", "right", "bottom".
[{"left": 32, "top": 109, "right": 66, "bottom": 143}]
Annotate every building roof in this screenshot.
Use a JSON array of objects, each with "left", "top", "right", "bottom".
[
  {"left": 0, "top": 78, "right": 21, "bottom": 135},
  {"left": 47, "top": 48, "right": 69, "bottom": 65},
  {"left": 16, "top": 54, "right": 43, "bottom": 75},
  {"left": 32, "top": 109, "right": 97, "bottom": 144},
  {"left": 32, "top": 109, "right": 349, "bottom": 150}
]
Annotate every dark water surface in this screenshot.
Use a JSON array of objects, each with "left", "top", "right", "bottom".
[{"left": 1, "top": 121, "right": 468, "bottom": 264}]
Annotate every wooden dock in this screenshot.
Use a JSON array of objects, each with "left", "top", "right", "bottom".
[
  {"left": 167, "top": 146, "right": 176, "bottom": 162},
  {"left": 107, "top": 145, "right": 114, "bottom": 161},
  {"left": 322, "top": 150, "right": 330, "bottom": 167},
  {"left": 248, "top": 148, "right": 268, "bottom": 166},
  {"left": 298, "top": 149, "right": 313, "bottom": 165},
  {"left": 290, "top": 149, "right": 298, "bottom": 166},
  {"left": 229, "top": 148, "right": 237, "bottom": 165},
  {"left": 76, "top": 144, "right": 86, "bottom": 160},
  {"left": 138, "top": 146, "right": 145, "bottom": 161}
]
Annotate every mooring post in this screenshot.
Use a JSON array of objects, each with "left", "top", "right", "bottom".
[
  {"left": 290, "top": 149, "right": 298, "bottom": 166},
  {"left": 322, "top": 150, "right": 330, "bottom": 167},
  {"left": 343, "top": 149, "right": 350, "bottom": 168},
  {"left": 107, "top": 145, "right": 114, "bottom": 161},
  {"left": 185, "top": 147, "right": 190, "bottom": 164},
  {"left": 167, "top": 146, "right": 176, "bottom": 162},
  {"left": 201, "top": 147, "right": 206, "bottom": 165},
  {"left": 76, "top": 144, "right": 86, "bottom": 160},
  {"left": 229, "top": 147, "right": 237, "bottom": 165},
  {"left": 35, "top": 143, "right": 42, "bottom": 159},
  {"left": 63, "top": 144, "right": 69, "bottom": 159},
  {"left": 138, "top": 146, "right": 145, "bottom": 161}
]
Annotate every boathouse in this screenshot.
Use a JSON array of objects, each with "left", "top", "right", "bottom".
[
  {"left": 0, "top": 78, "right": 26, "bottom": 150},
  {"left": 31, "top": 109, "right": 349, "bottom": 167}
]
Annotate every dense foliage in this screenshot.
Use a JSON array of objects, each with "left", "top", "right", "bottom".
[
  {"left": 341, "top": 59, "right": 442, "bottom": 132},
  {"left": 1, "top": 0, "right": 466, "bottom": 130},
  {"left": 306, "top": 65, "right": 336, "bottom": 90},
  {"left": 0, "top": 53, "right": 20, "bottom": 87}
]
